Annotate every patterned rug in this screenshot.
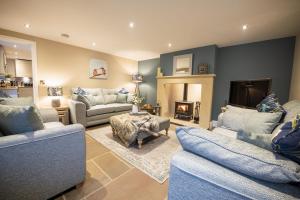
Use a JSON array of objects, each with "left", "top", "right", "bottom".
[{"left": 87, "top": 125, "right": 181, "bottom": 184}]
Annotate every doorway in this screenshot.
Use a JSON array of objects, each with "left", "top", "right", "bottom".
[{"left": 0, "top": 35, "right": 38, "bottom": 103}]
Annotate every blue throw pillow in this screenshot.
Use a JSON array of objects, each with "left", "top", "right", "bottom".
[
  {"left": 73, "top": 87, "right": 87, "bottom": 96},
  {"left": 257, "top": 93, "right": 286, "bottom": 113},
  {"left": 119, "top": 88, "right": 129, "bottom": 94},
  {"left": 272, "top": 114, "right": 300, "bottom": 163}
]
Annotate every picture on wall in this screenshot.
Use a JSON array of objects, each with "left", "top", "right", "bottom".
[
  {"left": 173, "top": 53, "right": 193, "bottom": 76},
  {"left": 89, "top": 58, "right": 108, "bottom": 79}
]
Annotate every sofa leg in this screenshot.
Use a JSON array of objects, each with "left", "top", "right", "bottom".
[
  {"left": 165, "top": 128, "right": 169, "bottom": 136},
  {"left": 76, "top": 181, "right": 84, "bottom": 189},
  {"left": 138, "top": 139, "right": 143, "bottom": 149}
]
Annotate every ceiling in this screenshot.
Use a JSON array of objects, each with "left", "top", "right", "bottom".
[
  {"left": 0, "top": 39, "right": 32, "bottom": 60},
  {"left": 0, "top": 0, "right": 299, "bottom": 61}
]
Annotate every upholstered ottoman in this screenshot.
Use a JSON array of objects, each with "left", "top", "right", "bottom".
[{"left": 110, "top": 113, "right": 170, "bottom": 148}]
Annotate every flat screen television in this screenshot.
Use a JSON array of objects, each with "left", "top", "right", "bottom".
[{"left": 229, "top": 79, "right": 272, "bottom": 108}]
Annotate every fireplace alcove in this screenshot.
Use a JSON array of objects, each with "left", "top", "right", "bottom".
[{"left": 157, "top": 74, "right": 215, "bottom": 129}]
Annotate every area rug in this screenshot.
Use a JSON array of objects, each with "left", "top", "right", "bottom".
[{"left": 87, "top": 125, "right": 181, "bottom": 184}]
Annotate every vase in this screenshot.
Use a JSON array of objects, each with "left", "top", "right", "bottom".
[{"left": 132, "top": 104, "right": 139, "bottom": 113}]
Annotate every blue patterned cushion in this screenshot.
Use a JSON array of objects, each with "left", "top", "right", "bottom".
[
  {"left": 118, "top": 88, "right": 129, "bottom": 94},
  {"left": 256, "top": 93, "right": 286, "bottom": 113},
  {"left": 272, "top": 114, "right": 300, "bottom": 163},
  {"left": 73, "top": 87, "right": 87, "bottom": 96}
]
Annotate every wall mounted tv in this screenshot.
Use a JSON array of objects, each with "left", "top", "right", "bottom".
[{"left": 229, "top": 79, "right": 272, "bottom": 108}]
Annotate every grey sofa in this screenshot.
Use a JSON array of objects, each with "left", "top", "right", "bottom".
[
  {"left": 169, "top": 100, "right": 300, "bottom": 200},
  {"left": 0, "top": 107, "right": 86, "bottom": 200},
  {"left": 69, "top": 88, "right": 132, "bottom": 127}
]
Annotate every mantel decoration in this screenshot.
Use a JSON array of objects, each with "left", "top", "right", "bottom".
[
  {"left": 89, "top": 58, "right": 108, "bottom": 79},
  {"left": 173, "top": 53, "right": 193, "bottom": 76},
  {"left": 198, "top": 64, "right": 209, "bottom": 74},
  {"left": 47, "top": 87, "right": 63, "bottom": 107}
]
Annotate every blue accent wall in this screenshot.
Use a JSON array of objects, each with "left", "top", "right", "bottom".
[
  {"left": 160, "top": 45, "right": 218, "bottom": 75},
  {"left": 138, "top": 58, "right": 160, "bottom": 105},
  {"left": 212, "top": 37, "right": 295, "bottom": 119},
  {"left": 138, "top": 37, "right": 296, "bottom": 121}
]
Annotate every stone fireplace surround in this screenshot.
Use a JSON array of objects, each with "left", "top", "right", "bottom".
[{"left": 157, "top": 74, "right": 215, "bottom": 129}]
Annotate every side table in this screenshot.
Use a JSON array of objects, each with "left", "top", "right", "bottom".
[{"left": 55, "top": 106, "right": 70, "bottom": 125}]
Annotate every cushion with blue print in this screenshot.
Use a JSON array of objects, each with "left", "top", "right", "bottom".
[{"left": 272, "top": 114, "right": 300, "bottom": 164}]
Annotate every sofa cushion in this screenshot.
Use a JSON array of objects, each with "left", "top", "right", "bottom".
[
  {"left": 116, "top": 93, "right": 127, "bottom": 103},
  {"left": 256, "top": 93, "right": 285, "bottom": 113},
  {"left": 72, "top": 87, "right": 88, "bottom": 96},
  {"left": 86, "top": 103, "right": 132, "bottom": 117},
  {"left": 222, "top": 105, "right": 282, "bottom": 134},
  {"left": 85, "top": 95, "right": 105, "bottom": 106},
  {"left": 272, "top": 114, "right": 300, "bottom": 164},
  {"left": 0, "top": 97, "right": 33, "bottom": 106},
  {"left": 104, "top": 94, "right": 117, "bottom": 104},
  {"left": 283, "top": 100, "right": 300, "bottom": 122},
  {"left": 87, "top": 105, "right": 115, "bottom": 116},
  {"left": 73, "top": 95, "right": 91, "bottom": 109},
  {"left": 0, "top": 105, "right": 45, "bottom": 135},
  {"left": 176, "top": 127, "right": 300, "bottom": 183},
  {"left": 102, "top": 88, "right": 119, "bottom": 95},
  {"left": 82, "top": 88, "right": 102, "bottom": 96},
  {"left": 110, "top": 103, "right": 132, "bottom": 112},
  {"left": 44, "top": 122, "right": 64, "bottom": 129}
]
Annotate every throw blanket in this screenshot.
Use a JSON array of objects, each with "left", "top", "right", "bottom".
[
  {"left": 110, "top": 113, "right": 159, "bottom": 146},
  {"left": 131, "top": 115, "right": 160, "bottom": 136}
]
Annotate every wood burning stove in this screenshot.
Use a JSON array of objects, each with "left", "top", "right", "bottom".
[
  {"left": 174, "top": 101, "right": 194, "bottom": 120},
  {"left": 174, "top": 83, "right": 194, "bottom": 120}
]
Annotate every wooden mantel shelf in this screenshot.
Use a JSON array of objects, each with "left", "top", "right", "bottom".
[{"left": 156, "top": 74, "right": 216, "bottom": 79}]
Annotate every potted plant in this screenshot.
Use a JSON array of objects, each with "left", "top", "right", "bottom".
[{"left": 132, "top": 93, "right": 144, "bottom": 113}]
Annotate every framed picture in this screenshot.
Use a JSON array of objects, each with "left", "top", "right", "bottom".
[
  {"left": 173, "top": 54, "right": 193, "bottom": 76},
  {"left": 89, "top": 59, "right": 108, "bottom": 79}
]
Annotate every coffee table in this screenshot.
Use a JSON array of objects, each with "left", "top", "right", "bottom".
[{"left": 110, "top": 113, "right": 170, "bottom": 149}]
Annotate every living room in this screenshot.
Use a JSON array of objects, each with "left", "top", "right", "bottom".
[{"left": 1, "top": 0, "right": 300, "bottom": 200}]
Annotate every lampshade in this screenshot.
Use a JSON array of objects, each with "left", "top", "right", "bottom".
[
  {"left": 47, "top": 87, "right": 63, "bottom": 96},
  {"left": 132, "top": 74, "right": 143, "bottom": 83}
]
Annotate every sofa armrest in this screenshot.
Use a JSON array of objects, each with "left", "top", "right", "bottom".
[
  {"left": 169, "top": 151, "right": 300, "bottom": 200},
  {"left": 69, "top": 99, "right": 87, "bottom": 127},
  {"left": 0, "top": 124, "right": 86, "bottom": 200},
  {"left": 39, "top": 107, "right": 59, "bottom": 122}
]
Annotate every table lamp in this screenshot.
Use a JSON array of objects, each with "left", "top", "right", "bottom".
[{"left": 47, "top": 87, "right": 63, "bottom": 107}]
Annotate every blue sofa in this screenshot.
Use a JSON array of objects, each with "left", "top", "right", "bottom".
[
  {"left": 169, "top": 100, "right": 300, "bottom": 200},
  {"left": 0, "top": 102, "right": 86, "bottom": 200}
]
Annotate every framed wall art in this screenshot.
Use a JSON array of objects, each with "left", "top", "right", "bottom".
[
  {"left": 89, "top": 58, "right": 108, "bottom": 79},
  {"left": 173, "top": 53, "right": 193, "bottom": 76}
]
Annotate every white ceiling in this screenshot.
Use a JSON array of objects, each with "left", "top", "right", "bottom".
[
  {"left": 0, "top": 39, "right": 32, "bottom": 60},
  {"left": 0, "top": 0, "right": 299, "bottom": 61}
]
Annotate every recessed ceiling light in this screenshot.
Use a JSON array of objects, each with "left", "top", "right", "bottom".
[
  {"left": 242, "top": 24, "right": 248, "bottom": 30},
  {"left": 13, "top": 44, "right": 17, "bottom": 48},
  {"left": 61, "top": 33, "right": 70, "bottom": 38},
  {"left": 129, "top": 22, "right": 135, "bottom": 28},
  {"left": 92, "top": 42, "right": 96, "bottom": 46},
  {"left": 168, "top": 43, "right": 172, "bottom": 47},
  {"left": 24, "top": 23, "right": 31, "bottom": 28}
]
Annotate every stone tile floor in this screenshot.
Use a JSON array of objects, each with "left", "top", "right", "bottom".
[{"left": 54, "top": 124, "right": 176, "bottom": 200}]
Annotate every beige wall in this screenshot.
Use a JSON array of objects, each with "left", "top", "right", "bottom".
[
  {"left": 290, "top": 34, "right": 300, "bottom": 100},
  {"left": 0, "top": 28, "right": 138, "bottom": 106}
]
